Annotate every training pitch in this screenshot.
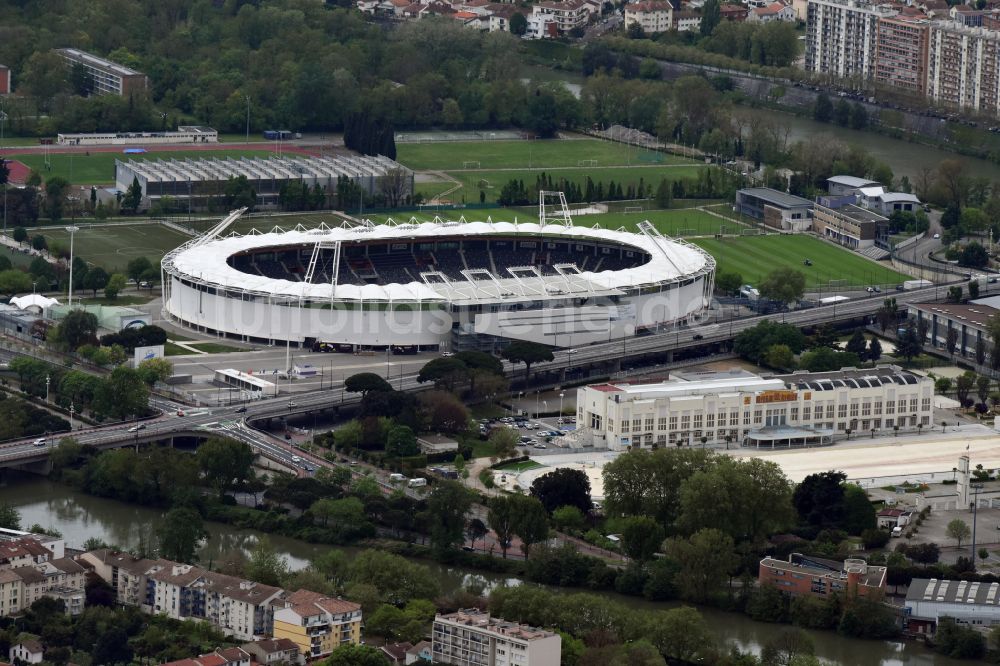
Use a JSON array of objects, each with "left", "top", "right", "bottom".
[{"left": 41, "top": 223, "right": 193, "bottom": 272}]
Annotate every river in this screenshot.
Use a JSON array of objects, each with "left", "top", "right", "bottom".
[
  {"left": 738, "top": 107, "right": 1000, "bottom": 184},
  {"left": 0, "top": 476, "right": 969, "bottom": 666}
]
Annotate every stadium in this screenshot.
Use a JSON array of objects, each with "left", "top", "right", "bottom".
[{"left": 160, "top": 200, "right": 716, "bottom": 351}]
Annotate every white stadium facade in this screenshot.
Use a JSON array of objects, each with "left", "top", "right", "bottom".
[{"left": 160, "top": 206, "right": 715, "bottom": 351}]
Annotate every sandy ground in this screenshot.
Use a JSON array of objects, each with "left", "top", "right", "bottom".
[{"left": 516, "top": 425, "right": 1000, "bottom": 497}]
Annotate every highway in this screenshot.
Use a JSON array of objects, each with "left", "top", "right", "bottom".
[{"left": 0, "top": 282, "right": 968, "bottom": 470}]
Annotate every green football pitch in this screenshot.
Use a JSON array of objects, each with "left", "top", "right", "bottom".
[
  {"left": 692, "top": 235, "right": 910, "bottom": 289},
  {"left": 41, "top": 223, "right": 193, "bottom": 272},
  {"left": 396, "top": 139, "right": 695, "bottom": 171},
  {"left": 8, "top": 149, "right": 277, "bottom": 187}
]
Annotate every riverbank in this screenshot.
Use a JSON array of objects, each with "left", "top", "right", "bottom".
[{"left": 0, "top": 474, "right": 968, "bottom": 666}]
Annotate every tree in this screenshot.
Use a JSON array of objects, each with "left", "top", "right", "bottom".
[
  {"left": 763, "top": 344, "right": 796, "bottom": 371},
  {"left": 488, "top": 426, "right": 520, "bottom": 461},
  {"left": 603, "top": 448, "right": 714, "bottom": 525},
  {"left": 426, "top": 481, "right": 474, "bottom": 552},
  {"left": 467, "top": 518, "right": 488, "bottom": 550},
  {"left": 0, "top": 503, "right": 21, "bottom": 530},
  {"left": 512, "top": 494, "right": 549, "bottom": 559},
  {"left": 417, "top": 357, "right": 469, "bottom": 392},
  {"left": 31, "top": 235, "right": 47, "bottom": 252},
  {"left": 793, "top": 471, "right": 846, "bottom": 528},
  {"left": 509, "top": 11, "right": 527, "bottom": 35},
  {"left": 798, "top": 347, "right": 860, "bottom": 373},
  {"left": 43, "top": 176, "right": 69, "bottom": 221},
  {"left": 761, "top": 628, "right": 815, "bottom": 666},
  {"left": 956, "top": 372, "right": 975, "bottom": 406},
  {"left": 663, "top": 528, "right": 737, "bottom": 602},
  {"left": 157, "top": 507, "right": 208, "bottom": 563},
  {"left": 93, "top": 366, "right": 149, "bottom": 421},
  {"left": 759, "top": 267, "right": 806, "bottom": 305},
  {"left": 105, "top": 273, "right": 127, "bottom": 300},
  {"left": 501, "top": 341, "right": 553, "bottom": 384},
  {"left": 84, "top": 266, "right": 109, "bottom": 296},
  {"left": 344, "top": 372, "right": 392, "bottom": 395},
  {"left": 123, "top": 176, "right": 143, "bottom": 214},
  {"left": 959, "top": 241, "right": 990, "bottom": 268},
  {"left": 530, "top": 467, "right": 592, "bottom": 514},
  {"left": 715, "top": 271, "right": 743, "bottom": 296},
  {"left": 126, "top": 257, "right": 153, "bottom": 284},
  {"left": 197, "top": 437, "right": 254, "bottom": 497},
  {"left": 51, "top": 309, "right": 99, "bottom": 352},
  {"left": 841, "top": 484, "right": 875, "bottom": 535},
  {"left": 92, "top": 626, "right": 134, "bottom": 666},
  {"left": 845, "top": 329, "right": 868, "bottom": 357},
  {"left": 136, "top": 358, "right": 173, "bottom": 385},
  {"left": 977, "top": 375, "right": 992, "bottom": 406},
  {"left": 875, "top": 297, "right": 898, "bottom": 333},
  {"left": 649, "top": 606, "right": 711, "bottom": 663},
  {"left": 896, "top": 320, "right": 923, "bottom": 362},
  {"left": 552, "top": 505, "right": 586, "bottom": 532},
  {"left": 245, "top": 537, "right": 289, "bottom": 586},
  {"left": 620, "top": 516, "right": 665, "bottom": 561},
  {"left": 488, "top": 495, "right": 517, "bottom": 558},
  {"left": 385, "top": 425, "right": 418, "bottom": 457},
  {"left": 12, "top": 227, "right": 27, "bottom": 244},
  {"left": 701, "top": 0, "right": 721, "bottom": 36},
  {"left": 325, "top": 645, "right": 387, "bottom": 666},
  {"left": 868, "top": 337, "right": 882, "bottom": 365},
  {"left": 947, "top": 519, "right": 972, "bottom": 548},
  {"left": 814, "top": 93, "right": 833, "bottom": 123},
  {"left": 0, "top": 269, "right": 32, "bottom": 296}
]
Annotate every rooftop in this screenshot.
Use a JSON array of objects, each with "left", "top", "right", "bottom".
[
  {"left": 281, "top": 589, "right": 361, "bottom": 618},
  {"left": 436, "top": 609, "right": 556, "bottom": 641},
  {"left": 817, "top": 202, "right": 887, "bottom": 224},
  {"left": 56, "top": 48, "right": 143, "bottom": 76},
  {"left": 828, "top": 175, "right": 882, "bottom": 188},
  {"left": 762, "top": 553, "right": 887, "bottom": 588},
  {"left": 910, "top": 301, "right": 999, "bottom": 328},
  {"left": 907, "top": 577, "right": 1000, "bottom": 606},
  {"left": 738, "top": 187, "right": 814, "bottom": 209}
]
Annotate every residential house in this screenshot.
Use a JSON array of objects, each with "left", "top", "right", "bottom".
[
  {"left": 241, "top": 638, "right": 301, "bottom": 666},
  {"left": 876, "top": 507, "right": 913, "bottom": 529},
  {"left": 625, "top": 1, "right": 674, "bottom": 33},
  {"left": 673, "top": 9, "right": 702, "bottom": 30},
  {"left": 529, "top": 0, "right": 590, "bottom": 36},
  {"left": 405, "top": 641, "right": 433, "bottom": 664},
  {"left": 159, "top": 648, "right": 253, "bottom": 666},
  {"left": 9, "top": 639, "right": 43, "bottom": 665},
  {"left": 720, "top": 3, "right": 749, "bottom": 21},
  {"left": 272, "top": 589, "right": 363, "bottom": 660},
  {"left": 488, "top": 4, "right": 527, "bottom": 31},
  {"left": 381, "top": 643, "right": 414, "bottom": 664},
  {"left": 758, "top": 553, "right": 887, "bottom": 599},
  {"left": 749, "top": 1, "right": 796, "bottom": 22}
]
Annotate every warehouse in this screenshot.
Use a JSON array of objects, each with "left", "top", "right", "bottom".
[{"left": 114, "top": 154, "right": 412, "bottom": 209}]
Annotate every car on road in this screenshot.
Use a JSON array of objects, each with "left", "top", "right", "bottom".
[
  {"left": 32, "top": 438, "right": 46, "bottom": 447},
  {"left": 235, "top": 406, "right": 247, "bottom": 413},
  {"left": 287, "top": 401, "right": 298, "bottom": 408},
  {"left": 291, "top": 455, "right": 302, "bottom": 462},
  {"left": 692, "top": 334, "right": 703, "bottom": 340},
  {"left": 176, "top": 409, "right": 185, "bottom": 417},
  {"left": 127, "top": 424, "right": 146, "bottom": 432},
  {"left": 441, "top": 351, "right": 454, "bottom": 357},
  {"left": 933, "top": 233, "right": 941, "bottom": 239},
  {"left": 534, "top": 443, "right": 547, "bottom": 449}
]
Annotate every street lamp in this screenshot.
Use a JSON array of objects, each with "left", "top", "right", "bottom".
[
  {"left": 69, "top": 402, "right": 75, "bottom": 431},
  {"left": 45, "top": 374, "right": 50, "bottom": 403},
  {"left": 66, "top": 225, "right": 79, "bottom": 308},
  {"left": 559, "top": 392, "right": 565, "bottom": 422}
]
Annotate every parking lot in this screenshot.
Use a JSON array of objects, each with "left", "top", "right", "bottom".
[{"left": 480, "top": 415, "right": 576, "bottom": 452}]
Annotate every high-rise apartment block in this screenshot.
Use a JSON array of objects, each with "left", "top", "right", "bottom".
[
  {"left": 55, "top": 48, "right": 148, "bottom": 97},
  {"left": 432, "top": 610, "right": 561, "bottom": 666},
  {"left": 806, "top": 0, "right": 1000, "bottom": 116}
]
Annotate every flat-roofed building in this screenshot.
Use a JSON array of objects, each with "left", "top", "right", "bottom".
[
  {"left": 432, "top": 609, "right": 561, "bottom": 666},
  {"left": 574, "top": 366, "right": 934, "bottom": 450},
  {"left": 735, "top": 187, "right": 814, "bottom": 231},
  {"left": 927, "top": 21, "right": 1000, "bottom": 116},
  {"left": 57, "top": 127, "right": 217, "bottom": 146},
  {"left": 826, "top": 175, "right": 882, "bottom": 197},
  {"left": 905, "top": 577, "right": 1000, "bottom": 635},
  {"left": 759, "top": 553, "right": 887, "bottom": 599},
  {"left": 55, "top": 48, "right": 148, "bottom": 97},
  {"left": 805, "top": 0, "right": 896, "bottom": 78},
  {"left": 625, "top": 1, "right": 674, "bottom": 33},
  {"left": 813, "top": 198, "right": 888, "bottom": 250},
  {"left": 905, "top": 299, "right": 999, "bottom": 360}
]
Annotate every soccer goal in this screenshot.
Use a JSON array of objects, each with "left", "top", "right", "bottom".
[
  {"left": 463, "top": 161, "right": 481, "bottom": 169},
  {"left": 828, "top": 279, "right": 848, "bottom": 288},
  {"left": 678, "top": 228, "right": 697, "bottom": 237},
  {"left": 624, "top": 206, "right": 645, "bottom": 213},
  {"left": 740, "top": 228, "right": 762, "bottom": 236},
  {"left": 577, "top": 159, "right": 598, "bottom": 167}
]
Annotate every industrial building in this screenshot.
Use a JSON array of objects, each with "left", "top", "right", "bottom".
[
  {"left": 905, "top": 577, "right": 1000, "bottom": 635},
  {"left": 905, "top": 297, "right": 999, "bottom": 362},
  {"left": 574, "top": 366, "right": 934, "bottom": 450},
  {"left": 55, "top": 48, "right": 148, "bottom": 97},
  {"left": 432, "top": 609, "right": 561, "bottom": 666},
  {"left": 57, "top": 126, "right": 217, "bottom": 146},
  {"left": 734, "top": 188, "right": 814, "bottom": 231},
  {"left": 115, "top": 155, "right": 412, "bottom": 210}
]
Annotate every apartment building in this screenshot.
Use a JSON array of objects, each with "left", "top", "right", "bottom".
[
  {"left": 625, "top": 1, "right": 674, "bottom": 33},
  {"left": 528, "top": 0, "right": 590, "bottom": 35},
  {"left": 79, "top": 550, "right": 286, "bottom": 641},
  {"left": 805, "top": 0, "right": 896, "bottom": 79},
  {"left": 0, "top": 544, "right": 85, "bottom": 617},
  {"left": 875, "top": 14, "right": 930, "bottom": 94},
  {"left": 673, "top": 9, "right": 703, "bottom": 31},
  {"left": 749, "top": 1, "right": 797, "bottom": 23},
  {"left": 55, "top": 48, "right": 148, "bottom": 97},
  {"left": 272, "top": 589, "right": 363, "bottom": 660},
  {"left": 432, "top": 609, "right": 561, "bottom": 666},
  {"left": 927, "top": 21, "right": 1000, "bottom": 116},
  {"left": 575, "top": 366, "right": 934, "bottom": 450},
  {"left": 759, "top": 553, "right": 887, "bottom": 599}
]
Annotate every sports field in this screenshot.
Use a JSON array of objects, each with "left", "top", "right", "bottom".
[
  {"left": 396, "top": 139, "right": 695, "bottom": 171},
  {"left": 692, "top": 235, "right": 910, "bottom": 289},
  {"left": 8, "top": 149, "right": 276, "bottom": 186},
  {"left": 41, "top": 223, "right": 193, "bottom": 272}
]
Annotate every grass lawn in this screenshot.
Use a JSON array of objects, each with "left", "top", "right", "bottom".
[
  {"left": 1, "top": 245, "right": 36, "bottom": 269},
  {"left": 185, "top": 342, "right": 244, "bottom": 354},
  {"left": 8, "top": 149, "right": 276, "bottom": 186},
  {"left": 424, "top": 165, "right": 708, "bottom": 204},
  {"left": 41, "top": 223, "right": 192, "bottom": 272},
  {"left": 164, "top": 341, "right": 189, "bottom": 356},
  {"left": 396, "top": 139, "right": 695, "bottom": 171},
  {"left": 692, "top": 235, "right": 911, "bottom": 289},
  {"left": 494, "top": 460, "right": 543, "bottom": 472}
]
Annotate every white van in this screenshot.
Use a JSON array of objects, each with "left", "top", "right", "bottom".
[
  {"left": 891, "top": 526, "right": 903, "bottom": 537},
  {"left": 389, "top": 473, "right": 407, "bottom": 483},
  {"left": 408, "top": 477, "right": 427, "bottom": 488}
]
